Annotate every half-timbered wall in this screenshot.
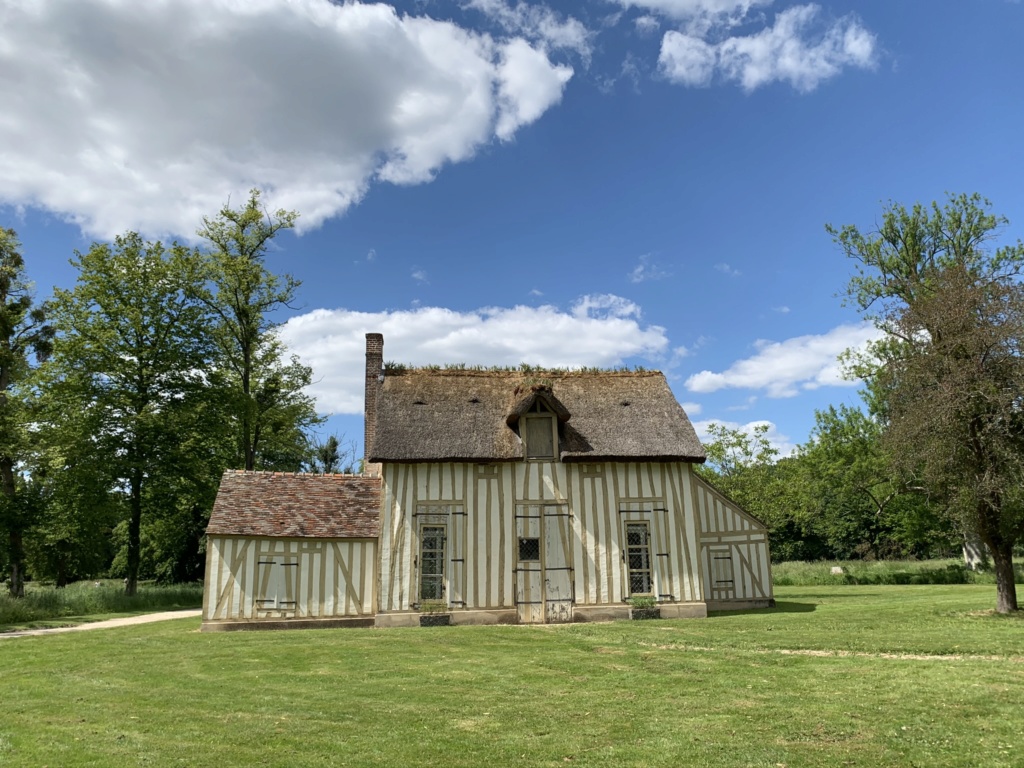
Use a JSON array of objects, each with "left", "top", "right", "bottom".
[
  {"left": 204, "top": 536, "right": 377, "bottom": 622},
  {"left": 692, "top": 475, "right": 773, "bottom": 603},
  {"left": 377, "top": 461, "right": 707, "bottom": 614}
]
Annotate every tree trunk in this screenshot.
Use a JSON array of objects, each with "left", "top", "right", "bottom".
[
  {"left": 991, "top": 540, "right": 1018, "bottom": 614},
  {"left": 7, "top": 527, "right": 24, "bottom": 598},
  {"left": 125, "top": 468, "right": 142, "bottom": 597},
  {"left": 1, "top": 457, "right": 24, "bottom": 598}
]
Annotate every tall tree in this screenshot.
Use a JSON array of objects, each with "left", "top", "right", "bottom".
[
  {"left": 41, "top": 234, "right": 214, "bottom": 595},
  {"left": 0, "top": 228, "right": 54, "bottom": 596},
  {"left": 830, "top": 193, "right": 1024, "bottom": 612},
  {"left": 197, "top": 190, "right": 318, "bottom": 471}
]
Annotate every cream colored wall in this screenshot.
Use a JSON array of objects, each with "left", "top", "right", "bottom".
[
  {"left": 692, "top": 475, "right": 774, "bottom": 602},
  {"left": 377, "top": 461, "right": 708, "bottom": 613},
  {"left": 203, "top": 535, "right": 377, "bottom": 622}
]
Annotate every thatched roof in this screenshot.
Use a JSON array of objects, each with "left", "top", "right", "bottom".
[
  {"left": 207, "top": 471, "right": 381, "bottom": 538},
  {"left": 369, "top": 370, "right": 705, "bottom": 463}
]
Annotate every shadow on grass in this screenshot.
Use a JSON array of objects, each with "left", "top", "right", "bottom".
[{"left": 710, "top": 600, "right": 816, "bottom": 616}]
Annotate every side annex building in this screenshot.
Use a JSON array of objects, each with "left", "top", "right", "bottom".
[{"left": 202, "top": 334, "right": 773, "bottom": 630}]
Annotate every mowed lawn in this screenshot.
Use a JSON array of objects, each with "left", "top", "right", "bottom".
[{"left": 2, "top": 586, "right": 1022, "bottom": 767}]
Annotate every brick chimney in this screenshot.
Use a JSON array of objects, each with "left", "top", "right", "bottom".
[{"left": 364, "top": 333, "right": 384, "bottom": 475}]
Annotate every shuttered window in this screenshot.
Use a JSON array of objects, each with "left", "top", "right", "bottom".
[
  {"left": 255, "top": 558, "right": 298, "bottom": 610},
  {"left": 522, "top": 401, "right": 557, "bottom": 459}
]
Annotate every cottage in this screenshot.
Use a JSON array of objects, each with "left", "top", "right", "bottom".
[
  {"left": 203, "top": 471, "right": 380, "bottom": 630},
  {"left": 201, "top": 333, "right": 773, "bottom": 630}
]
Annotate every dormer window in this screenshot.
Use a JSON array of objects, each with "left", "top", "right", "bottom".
[{"left": 522, "top": 400, "right": 557, "bottom": 460}]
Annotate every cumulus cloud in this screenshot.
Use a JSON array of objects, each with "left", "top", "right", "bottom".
[
  {"left": 0, "top": 0, "right": 574, "bottom": 239},
  {"left": 659, "top": 4, "right": 877, "bottom": 92},
  {"left": 279, "top": 295, "right": 670, "bottom": 413},
  {"left": 685, "top": 322, "right": 881, "bottom": 397},
  {"left": 692, "top": 418, "right": 797, "bottom": 457}
]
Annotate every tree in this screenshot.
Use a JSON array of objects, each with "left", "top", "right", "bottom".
[
  {"left": 197, "top": 190, "right": 319, "bottom": 471},
  {"left": 41, "top": 234, "right": 215, "bottom": 595},
  {"left": 0, "top": 228, "right": 54, "bottom": 596},
  {"left": 830, "top": 193, "right": 1024, "bottom": 612},
  {"left": 311, "top": 434, "right": 358, "bottom": 474},
  {"left": 798, "top": 404, "right": 952, "bottom": 559}
]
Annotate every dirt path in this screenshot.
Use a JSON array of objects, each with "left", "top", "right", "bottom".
[{"left": 0, "top": 609, "right": 202, "bottom": 639}]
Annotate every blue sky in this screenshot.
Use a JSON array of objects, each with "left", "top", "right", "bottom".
[{"left": 3, "top": 0, "right": 1023, "bottom": 461}]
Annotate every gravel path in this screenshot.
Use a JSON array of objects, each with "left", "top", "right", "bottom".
[{"left": 0, "top": 609, "right": 202, "bottom": 638}]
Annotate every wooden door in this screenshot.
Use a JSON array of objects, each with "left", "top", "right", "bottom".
[
  {"left": 542, "top": 506, "right": 573, "bottom": 623},
  {"left": 515, "top": 507, "right": 544, "bottom": 623}
]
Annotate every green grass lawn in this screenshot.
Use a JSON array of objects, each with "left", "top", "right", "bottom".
[{"left": 1, "top": 585, "right": 1022, "bottom": 767}]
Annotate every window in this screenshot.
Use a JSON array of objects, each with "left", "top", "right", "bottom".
[
  {"left": 419, "top": 525, "right": 446, "bottom": 601},
  {"left": 625, "top": 522, "right": 653, "bottom": 595},
  {"left": 518, "top": 537, "right": 540, "bottom": 561},
  {"left": 522, "top": 401, "right": 556, "bottom": 459}
]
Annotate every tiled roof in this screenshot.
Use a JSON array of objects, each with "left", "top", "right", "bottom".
[{"left": 206, "top": 471, "right": 381, "bottom": 539}]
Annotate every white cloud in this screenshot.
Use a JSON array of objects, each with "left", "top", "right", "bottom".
[
  {"left": 619, "top": 0, "right": 771, "bottom": 22},
  {"left": 629, "top": 253, "right": 670, "bottom": 283},
  {"left": 495, "top": 38, "right": 574, "bottom": 141},
  {"left": 570, "top": 293, "right": 642, "bottom": 320},
  {"left": 411, "top": 268, "right": 428, "bottom": 283},
  {"left": 466, "top": 0, "right": 594, "bottom": 62},
  {"left": 773, "top": 305, "right": 791, "bottom": 314},
  {"left": 634, "top": 15, "right": 662, "bottom": 35},
  {"left": 715, "top": 262, "right": 741, "bottom": 277},
  {"left": 685, "top": 322, "right": 881, "bottom": 397},
  {"left": 658, "top": 33, "right": 718, "bottom": 86},
  {"left": 692, "top": 418, "right": 797, "bottom": 457},
  {"left": 279, "top": 295, "right": 670, "bottom": 413},
  {"left": 659, "top": 5, "right": 877, "bottom": 92},
  {"left": 0, "top": 0, "right": 573, "bottom": 239},
  {"left": 679, "top": 401, "right": 703, "bottom": 416}
]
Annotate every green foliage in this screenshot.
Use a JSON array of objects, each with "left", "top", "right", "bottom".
[
  {"left": 626, "top": 595, "right": 657, "bottom": 609},
  {"left": 0, "top": 227, "right": 55, "bottom": 596},
  {"left": 417, "top": 599, "right": 448, "bottom": 614},
  {"left": 772, "top": 558, "right": 1024, "bottom": 587},
  {"left": 697, "top": 415, "right": 956, "bottom": 563},
  {"left": 0, "top": 580, "right": 201, "bottom": 628},
  {"left": 197, "top": 189, "right": 320, "bottom": 471},
  {"left": 39, "top": 233, "right": 216, "bottom": 594},
  {"left": 310, "top": 434, "right": 357, "bottom": 474},
  {"left": 831, "top": 193, "right": 1024, "bottom": 612}
]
